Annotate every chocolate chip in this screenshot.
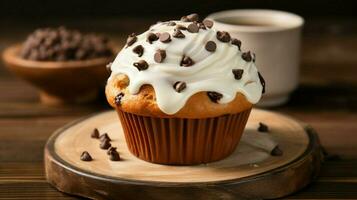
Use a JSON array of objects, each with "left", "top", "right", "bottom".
[
  {"left": 115, "top": 92, "right": 124, "bottom": 106},
  {"left": 133, "top": 60, "right": 149, "bottom": 71},
  {"left": 198, "top": 23, "right": 206, "bottom": 30},
  {"left": 207, "top": 92, "right": 223, "bottom": 103},
  {"left": 80, "top": 151, "right": 92, "bottom": 161},
  {"left": 100, "top": 139, "right": 111, "bottom": 149},
  {"left": 202, "top": 19, "right": 214, "bottom": 28},
  {"left": 231, "top": 38, "right": 241, "bottom": 50},
  {"left": 147, "top": 33, "right": 159, "bottom": 44},
  {"left": 109, "top": 150, "right": 121, "bottom": 161},
  {"left": 154, "top": 49, "right": 166, "bottom": 63},
  {"left": 175, "top": 24, "right": 187, "bottom": 30},
  {"left": 252, "top": 53, "right": 256, "bottom": 62},
  {"left": 232, "top": 69, "right": 244, "bottom": 80},
  {"left": 180, "top": 56, "right": 194, "bottom": 67},
  {"left": 271, "top": 146, "right": 283, "bottom": 156},
  {"left": 258, "top": 72, "right": 266, "bottom": 94},
  {"left": 258, "top": 122, "right": 269, "bottom": 132},
  {"left": 181, "top": 13, "right": 199, "bottom": 22},
  {"left": 106, "top": 62, "right": 112, "bottom": 73},
  {"left": 168, "top": 21, "right": 176, "bottom": 26},
  {"left": 132, "top": 45, "right": 144, "bottom": 57},
  {"left": 173, "top": 29, "right": 185, "bottom": 38},
  {"left": 216, "top": 31, "right": 231, "bottom": 42},
  {"left": 126, "top": 33, "right": 137, "bottom": 47},
  {"left": 91, "top": 128, "right": 100, "bottom": 139},
  {"left": 100, "top": 133, "right": 111, "bottom": 142},
  {"left": 187, "top": 13, "right": 199, "bottom": 22},
  {"left": 107, "top": 147, "right": 117, "bottom": 155},
  {"left": 173, "top": 81, "right": 186, "bottom": 93},
  {"left": 187, "top": 23, "right": 199, "bottom": 33},
  {"left": 242, "top": 51, "right": 252, "bottom": 62},
  {"left": 181, "top": 16, "right": 190, "bottom": 22},
  {"left": 159, "top": 32, "right": 171, "bottom": 43},
  {"left": 205, "top": 41, "right": 216, "bottom": 52}
]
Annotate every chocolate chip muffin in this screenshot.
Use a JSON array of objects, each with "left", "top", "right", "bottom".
[{"left": 106, "top": 13, "right": 265, "bottom": 165}]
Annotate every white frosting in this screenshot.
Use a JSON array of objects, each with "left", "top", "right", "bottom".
[{"left": 109, "top": 20, "right": 263, "bottom": 115}]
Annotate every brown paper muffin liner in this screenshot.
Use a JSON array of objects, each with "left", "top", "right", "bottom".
[{"left": 116, "top": 108, "right": 252, "bottom": 165}]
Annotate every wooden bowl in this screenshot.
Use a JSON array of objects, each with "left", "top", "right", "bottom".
[{"left": 2, "top": 44, "right": 114, "bottom": 105}]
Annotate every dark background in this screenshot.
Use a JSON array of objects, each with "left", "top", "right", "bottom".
[{"left": 0, "top": 0, "right": 356, "bottom": 19}]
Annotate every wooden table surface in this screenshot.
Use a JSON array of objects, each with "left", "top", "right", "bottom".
[{"left": 0, "top": 18, "right": 357, "bottom": 199}]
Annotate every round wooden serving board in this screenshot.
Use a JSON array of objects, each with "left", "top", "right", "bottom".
[{"left": 45, "top": 109, "right": 323, "bottom": 200}]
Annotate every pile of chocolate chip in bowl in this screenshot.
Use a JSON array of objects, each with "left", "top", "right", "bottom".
[{"left": 20, "top": 26, "right": 114, "bottom": 61}]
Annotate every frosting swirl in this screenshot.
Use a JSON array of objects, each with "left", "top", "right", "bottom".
[{"left": 109, "top": 19, "right": 264, "bottom": 115}]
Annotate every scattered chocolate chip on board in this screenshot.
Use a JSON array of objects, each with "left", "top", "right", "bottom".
[
  {"left": 80, "top": 151, "right": 92, "bottom": 161},
  {"left": 100, "top": 139, "right": 111, "bottom": 150},
  {"left": 109, "top": 150, "right": 121, "bottom": 161},
  {"left": 99, "top": 133, "right": 111, "bottom": 142},
  {"left": 258, "top": 122, "right": 269, "bottom": 132},
  {"left": 91, "top": 128, "right": 100, "bottom": 139},
  {"left": 271, "top": 146, "right": 283, "bottom": 156}
]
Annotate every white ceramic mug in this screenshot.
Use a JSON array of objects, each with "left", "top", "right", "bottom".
[{"left": 207, "top": 9, "right": 304, "bottom": 107}]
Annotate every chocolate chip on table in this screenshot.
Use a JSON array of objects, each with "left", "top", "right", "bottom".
[
  {"left": 80, "top": 151, "right": 92, "bottom": 161},
  {"left": 109, "top": 150, "right": 121, "bottom": 161},
  {"left": 187, "top": 23, "right": 199, "bottom": 33},
  {"left": 106, "top": 62, "right": 112, "bottom": 73},
  {"left": 147, "top": 32, "right": 159, "bottom": 44},
  {"left": 271, "top": 146, "right": 283, "bottom": 156},
  {"left": 167, "top": 21, "right": 176, "bottom": 26},
  {"left": 133, "top": 60, "right": 149, "bottom": 71},
  {"left": 100, "top": 133, "right": 111, "bottom": 142},
  {"left": 258, "top": 122, "right": 269, "bottom": 132},
  {"left": 115, "top": 92, "right": 125, "bottom": 106},
  {"left": 180, "top": 56, "right": 194, "bottom": 67},
  {"left": 132, "top": 45, "right": 144, "bottom": 57},
  {"left": 207, "top": 92, "right": 223, "bottom": 103},
  {"left": 241, "top": 51, "right": 252, "bottom": 62},
  {"left": 202, "top": 19, "right": 214, "bottom": 28},
  {"left": 173, "top": 29, "right": 185, "bottom": 38},
  {"left": 107, "top": 147, "right": 117, "bottom": 155},
  {"left": 126, "top": 33, "right": 137, "bottom": 47},
  {"left": 91, "top": 128, "right": 100, "bottom": 139},
  {"left": 205, "top": 41, "right": 216, "bottom": 52},
  {"left": 232, "top": 69, "right": 244, "bottom": 80},
  {"left": 100, "top": 139, "right": 111, "bottom": 149},
  {"left": 173, "top": 81, "right": 187, "bottom": 93},
  {"left": 175, "top": 24, "right": 187, "bottom": 30},
  {"left": 258, "top": 72, "right": 266, "bottom": 94},
  {"left": 216, "top": 31, "right": 231, "bottom": 42},
  {"left": 154, "top": 49, "right": 166, "bottom": 63},
  {"left": 231, "top": 38, "right": 241, "bottom": 50},
  {"left": 159, "top": 32, "right": 171, "bottom": 43}
]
